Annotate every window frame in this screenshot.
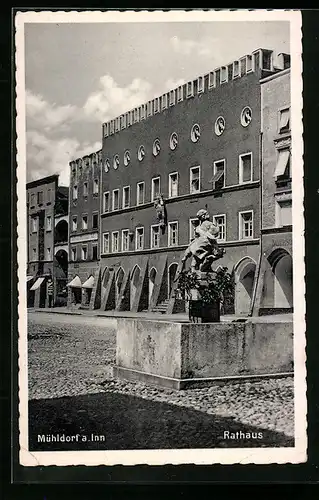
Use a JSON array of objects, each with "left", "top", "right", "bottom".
[
  {"left": 73, "top": 185, "right": 78, "bottom": 200},
  {"left": 161, "top": 94, "right": 168, "bottom": 110},
  {"left": 83, "top": 181, "right": 88, "bottom": 197},
  {"left": 169, "top": 89, "right": 176, "bottom": 106},
  {"left": 186, "top": 81, "right": 194, "bottom": 98},
  {"left": 31, "top": 217, "right": 37, "bottom": 233},
  {"left": 212, "top": 214, "right": 226, "bottom": 242},
  {"left": 238, "top": 210, "right": 254, "bottom": 240},
  {"left": 121, "top": 229, "right": 130, "bottom": 252},
  {"left": 190, "top": 166, "right": 201, "bottom": 194},
  {"left": 150, "top": 224, "right": 160, "bottom": 249},
  {"left": 103, "top": 191, "right": 110, "bottom": 213},
  {"left": 111, "top": 231, "right": 119, "bottom": 253},
  {"left": 151, "top": 176, "right": 161, "bottom": 202},
  {"left": 168, "top": 221, "right": 179, "bottom": 247},
  {"left": 72, "top": 215, "right": 77, "bottom": 232},
  {"left": 137, "top": 181, "right": 145, "bottom": 205},
  {"left": 46, "top": 247, "right": 52, "bottom": 261},
  {"left": 220, "top": 66, "right": 229, "bottom": 84},
  {"left": 212, "top": 158, "right": 226, "bottom": 189},
  {"left": 46, "top": 215, "right": 52, "bottom": 232},
  {"left": 135, "top": 227, "right": 144, "bottom": 251},
  {"left": 92, "top": 244, "right": 98, "bottom": 260},
  {"left": 168, "top": 172, "right": 179, "bottom": 198},
  {"left": 81, "top": 214, "right": 88, "bottom": 231},
  {"left": 81, "top": 245, "right": 88, "bottom": 261},
  {"left": 92, "top": 212, "right": 98, "bottom": 230},
  {"left": 93, "top": 178, "right": 99, "bottom": 195},
  {"left": 278, "top": 106, "right": 290, "bottom": 134},
  {"left": 112, "top": 189, "right": 120, "bottom": 211},
  {"left": 189, "top": 217, "right": 199, "bottom": 242},
  {"left": 239, "top": 152, "right": 253, "bottom": 184},
  {"left": 177, "top": 86, "right": 184, "bottom": 102},
  {"left": 197, "top": 76, "right": 204, "bottom": 93},
  {"left": 122, "top": 185, "right": 131, "bottom": 209},
  {"left": 71, "top": 247, "right": 77, "bottom": 262},
  {"left": 102, "top": 232, "right": 110, "bottom": 254}
]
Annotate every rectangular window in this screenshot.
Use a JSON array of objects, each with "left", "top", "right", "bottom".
[
  {"left": 147, "top": 101, "right": 153, "bottom": 116},
  {"left": 92, "top": 213, "right": 98, "bottom": 229},
  {"left": 208, "top": 71, "right": 216, "bottom": 89},
  {"left": 71, "top": 247, "right": 76, "bottom": 262},
  {"left": 140, "top": 104, "right": 146, "bottom": 120},
  {"left": 151, "top": 177, "right": 161, "bottom": 201},
  {"left": 115, "top": 117, "right": 120, "bottom": 131},
  {"left": 239, "top": 211, "right": 254, "bottom": 240},
  {"left": 82, "top": 215, "right": 88, "bottom": 230},
  {"left": 233, "top": 60, "right": 240, "bottom": 78},
  {"left": 161, "top": 94, "right": 168, "bottom": 110},
  {"left": 83, "top": 182, "right": 88, "bottom": 197},
  {"left": 220, "top": 66, "right": 228, "bottom": 84},
  {"left": 278, "top": 107, "right": 290, "bottom": 133},
  {"left": 186, "top": 81, "right": 194, "bottom": 98},
  {"left": 72, "top": 215, "right": 77, "bottom": 232},
  {"left": 103, "top": 191, "right": 110, "bottom": 213},
  {"left": 276, "top": 200, "right": 292, "bottom": 227},
  {"left": 168, "top": 221, "right": 178, "bottom": 247},
  {"left": 135, "top": 227, "right": 144, "bottom": 250},
  {"left": 112, "top": 232, "right": 119, "bottom": 253},
  {"left": 197, "top": 76, "right": 204, "bottom": 93},
  {"left": 189, "top": 218, "right": 199, "bottom": 242},
  {"left": 32, "top": 248, "right": 37, "bottom": 261},
  {"left": 239, "top": 153, "right": 253, "bottom": 184},
  {"left": 92, "top": 244, "right": 98, "bottom": 260},
  {"left": 151, "top": 225, "right": 160, "bottom": 249},
  {"left": 153, "top": 97, "right": 160, "bottom": 113},
  {"left": 110, "top": 120, "right": 115, "bottom": 134},
  {"left": 30, "top": 193, "right": 35, "bottom": 207},
  {"left": 46, "top": 247, "right": 52, "bottom": 261},
  {"left": 262, "top": 50, "right": 272, "bottom": 71},
  {"left": 120, "top": 114, "right": 126, "bottom": 129},
  {"left": 37, "top": 191, "right": 43, "bottom": 205},
  {"left": 246, "top": 54, "right": 253, "bottom": 72},
  {"left": 81, "top": 246, "right": 88, "bottom": 260},
  {"left": 133, "top": 108, "right": 140, "bottom": 123},
  {"left": 177, "top": 86, "right": 183, "bottom": 102},
  {"left": 102, "top": 233, "right": 109, "bottom": 254},
  {"left": 211, "top": 159, "right": 225, "bottom": 190},
  {"left": 123, "top": 186, "right": 130, "bottom": 208},
  {"left": 274, "top": 148, "right": 291, "bottom": 179},
  {"left": 137, "top": 182, "right": 145, "bottom": 205},
  {"left": 169, "top": 90, "right": 176, "bottom": 106},
  {"left": 46, "top": 215, "right": 52, "bottom": 232},
  {"left": 127, "top": 111, "right": 132, "bottom": 127},
  {"left": 31, "top": 217, "right": 37, "bottom": 233},
  {"left": 122, "top": 229, "right": 130, "bottom": 252},
  {"left": 103, "top": 122, "right": 109, "bottom": 137},
  {"left": 112, "top": 189, "right": 119, "bottom": 211},
  {"left": 47, "top": 188, "right": 52, "bottom": 204},
  {"left": 73, "top": 185, "right": 78, "bottom": 200},
  {"left": 93, "top": 178, "right": 99, "bottom": 195},
  {"left": 190, "top": 166, "right": 200, "bottom": 194},
  {"left": 169, "top": 172, "right": 178, "bottom": 197},
  {"left": 212, "top": 214, "right": 226, "bottom": 242}
]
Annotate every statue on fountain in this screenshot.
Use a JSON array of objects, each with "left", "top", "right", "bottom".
[{"left": 181, "top": 209, "right": 225, "bottom": 272}]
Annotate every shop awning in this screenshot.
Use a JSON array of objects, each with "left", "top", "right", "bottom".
[
  {"left": 67, "top": 276, "right": 82, "bottom": 288},
  {"left": 27, "top": 276, "right": 33, "bottom": 282},
  {"left": 274, "top": 150, "right": 290, "bottom": 177},
  {"left": 82, "top": 276, "right": 95, "bottom": 289},
  {"left": 30, "top": 277, "right": 45, "bottom": 291}
]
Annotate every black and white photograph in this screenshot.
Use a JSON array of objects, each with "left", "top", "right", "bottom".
[{"left": 15, "top": 9, "right": 306, "bottom": 466}]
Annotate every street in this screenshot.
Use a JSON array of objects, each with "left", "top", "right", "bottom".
[{"left": 28, "top": 311, "right": 294, "bottom": 450}]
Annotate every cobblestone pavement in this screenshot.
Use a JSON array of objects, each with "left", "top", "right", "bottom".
[{"left": 28, "top": 312, "right": 294, "bottom": 446}]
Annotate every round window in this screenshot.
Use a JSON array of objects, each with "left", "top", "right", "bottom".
[
  {"left": 170, "top": 132, "right": 178, "bottom": 150},
  {"left": 138, "top": 145, "right": 145, "bottom": 161},
  {"left": 191, "top": 123, "right": 201, "bottom": 143},
  {"left": 113, "top": 154, "right": 120, "bottom": 170},
  {"left": 153, "top": 139, "right": 161, "bottom": 157},
  {"left": 215, "top": 116, "right": 225, "bottom": 136},
  {"left": 124, "top": 150, "right": 131, "bottom": 166},
  {"left": 241, "top": 106, "right": 252, "bottom": 127}
]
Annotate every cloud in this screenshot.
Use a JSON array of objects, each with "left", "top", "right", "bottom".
[
  {"left": 26, "top": 90, "right": 79, "bottom": 133},
  {"left": 83, "top": 75, "right": 153, "bottom": 122},
  {"left": 170, "top": 36, "right": 214, "bottom": 57},
  {"left": 164, "top": 78, "right": 186, "bottom": 91}
]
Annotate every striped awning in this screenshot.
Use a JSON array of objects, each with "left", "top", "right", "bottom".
[
  {"left": 30, "top": 277, "right": 45, "bottom": 291},
  {"left": 82, "top": 276, "right": 95, "bottom": 289},
  {"left": 67, "top": 276, "right": 82, "bottom": 288}
]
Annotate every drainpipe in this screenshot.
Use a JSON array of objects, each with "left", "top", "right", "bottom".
[{"left": 249, "top": 130, "right": 263, "bottom": 316}]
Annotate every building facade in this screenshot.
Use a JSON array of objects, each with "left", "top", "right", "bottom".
[
  {"left": 67, "top": 150, "right": 102, "bottom": 308},
  {"left": 253, "top": 68, "right": 293, "bottom": 315},
  {"left": 27, "top": 175, "right": 69, "bottom": 307},
  {"left": 96, "top": 48, "right": 290, "bottom": 316}
]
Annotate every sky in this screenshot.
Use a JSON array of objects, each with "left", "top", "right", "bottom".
[{"left": 24, "top": 20, "right": 290, "bottom": 186}]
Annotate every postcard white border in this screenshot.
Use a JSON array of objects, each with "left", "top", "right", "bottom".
[{"left": 16, "top": 9, "right": 306, "bottom": 466}]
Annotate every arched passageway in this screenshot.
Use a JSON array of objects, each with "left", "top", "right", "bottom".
[
  {"left": 234, "top": 257, "right": 256, "bottom": 315},
  {"left": 54, "top": 220, "right": 68, "bottom": 244},
  {"left": 168, "top": 263, "right": 178, "bottom": 298},
  {"left": 149, "top": 267, "right": 157, "bottom": 305},
  {"left": 268, "top": 249, "right": 293, "bottom": 309},
  {"left": 130, "top": 265, "right": 141, "bottom": 308},
  {"left": 115, "top": 267, "right": 125, "bottom": 303}
]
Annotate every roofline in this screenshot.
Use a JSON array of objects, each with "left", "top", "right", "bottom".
[
  {"left": 260, "top": 67, "right": 290, "bottom": 84},
  {"left": 26, "top": 174, "right": 59, "bottom": 189}
]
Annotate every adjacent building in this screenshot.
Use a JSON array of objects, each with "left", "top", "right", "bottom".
[
  {"left": 67, "top": 150, "right": 102, "bottom": 308},
  {"left": 96, "top": 48, "right": 290, "bottom": 315},
  {"left": 27, "top": 175, "right": 69, "bottom": 307},
  {"left": 253, "top": 67, "right": 292, "bottom": 315}
]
